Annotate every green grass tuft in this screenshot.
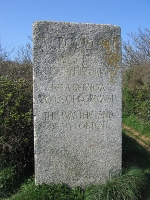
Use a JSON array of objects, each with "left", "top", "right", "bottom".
[
  {"left": 8, "top": 179, "right": 84, "bottom": 200},
  {"left": 84, "top": 167, "right": 147, "bottom": 200}
]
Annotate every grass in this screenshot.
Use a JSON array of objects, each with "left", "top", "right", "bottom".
[
  {"left": 0, "top": 129, "right": 149, "bottom": 200},
  {"left": 6, "top": 179, "right": 84, "bottom": 200},
  {"left": 122, "top": 130, "right": 150, "bottom": 170},
  {"left": 85, "top": 167, "right": 147, "bottom": 200},
  {"left": 4, "top": 167, "right": 149, "bottom": 200},
  {"left": 123, "top": 114, "right": 150, "bottom": 138},
  {"left": 123, "top": 126, "right": 150, "bottom": 147},
  {"left": 122, "top": 131, "right": 150, "bottom": 199}
]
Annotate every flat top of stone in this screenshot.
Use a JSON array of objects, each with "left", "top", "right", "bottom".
[{"left": 33, "top": 21, "right": 120, "bottom": 29}]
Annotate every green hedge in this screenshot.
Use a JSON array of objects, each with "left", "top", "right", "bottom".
[
  {"left": 0, "top": 76, "right": 34, "bottom": 175},
  {"left": 123, "top": 67, "right": 150, "bottom": 123}
]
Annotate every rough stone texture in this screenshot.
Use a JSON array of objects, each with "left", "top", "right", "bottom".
[{"left": 33, "top": 21, "right": 122, "bottom": 188}]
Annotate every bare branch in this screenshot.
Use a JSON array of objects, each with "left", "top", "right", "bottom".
[{"left": 123, "top": 28, "right": 150, "bottom": 68}]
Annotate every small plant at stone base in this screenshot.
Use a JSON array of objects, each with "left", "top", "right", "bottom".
[
  {"left": 9, "top": 180, "right": 84, "bottom": 200},
  {"left": 84, "top": 167, "right": 147, "bottom": 200},
  {"left": 0, "top": 166, "right": 15, "bottom": 198}
]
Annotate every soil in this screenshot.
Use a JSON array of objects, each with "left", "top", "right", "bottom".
[{"left": 123, "top": 124, "right": 150, "bottom": 153}]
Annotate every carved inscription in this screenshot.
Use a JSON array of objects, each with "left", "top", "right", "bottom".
[
  {"left": 37, "top": 53, "right": 116, "bottom": 131},
  {"left": 44, "top": 110, "right": 113, "bottom": 121},
  {"left": 38, "top": 110, "right": 113, "bottom": 131},
  {"left": 39, "top": 120, "right": 108, "bottom": 132},
  {"left": 42, "top": 33, "right": 119, "bottom": 52},
  {"left": 50, "top": 83, "right": 105, "bottom": 92},
  {"left": 44, "top": 66, "right": 104, "bottom": 78},
  {"left": 38, "top": 93, "right": 115, "bottom": 104}
]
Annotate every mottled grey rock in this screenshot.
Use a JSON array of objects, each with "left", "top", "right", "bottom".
[{"left": 33, "top": 21, "right": 122, "bottom": 188}]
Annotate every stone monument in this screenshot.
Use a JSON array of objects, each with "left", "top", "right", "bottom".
[{"left": 33, "top": 21, "right": 122, "bottom": 188}]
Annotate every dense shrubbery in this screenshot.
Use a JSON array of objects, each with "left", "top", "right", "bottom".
[
  {"left": 0, "top": 76, "right": 34, "bottom": 197},
  {"left": 123, "top": 28, "right": 150, "bottom": 123},
  {"left": 0, "top": 76, "right": 33, "bottom": 169},
  {"left": 123, "top": 65, "right": 150, "bottom": 122},
  {"left": 0, "top": 45, "right": 34, "bottom": 197}
]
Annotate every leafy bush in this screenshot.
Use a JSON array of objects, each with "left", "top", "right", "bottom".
[
  {"left": 123, "top": 28, "right": 150, "bottom": 123},
  {"left": 122, "top": 85, "right": 135, "bottom": 116},
  {"left": 0, "top": 60, "right": 32, "bottom": 82},
  {"left": 123, "top": 65, "right": 150, "bottom": 122},
  {"left": 134, "top": 85, "right": 150, "bottom": 121},
  {"left": 0, "top": 76, "right": 34, "bottom": 197},
  {"left": 0, "top": 166, "right": 15, "bottom": 198}
]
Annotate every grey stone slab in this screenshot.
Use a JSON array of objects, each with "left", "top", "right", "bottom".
[{"left": 33, "top": 21, "right": 122, "bottom": 188}]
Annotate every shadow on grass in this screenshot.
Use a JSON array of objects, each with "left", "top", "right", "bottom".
[
  {"left": 0, "top": 161, "right": 34, "bottom": 199},
  {"left": 122, "top": 130, "right": 150, "bottom": 169},
  {"left": 122, "top": 130, "right": 150, "bottom": 199}
]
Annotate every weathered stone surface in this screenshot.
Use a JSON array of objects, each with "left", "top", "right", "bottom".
[{"left": 33, "top": 21, "right": 122, "bottom": 188}]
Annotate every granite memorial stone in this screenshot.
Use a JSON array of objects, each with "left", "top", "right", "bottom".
[{"left": 33, "top": 21, "right": 122, "bottom": 188}]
